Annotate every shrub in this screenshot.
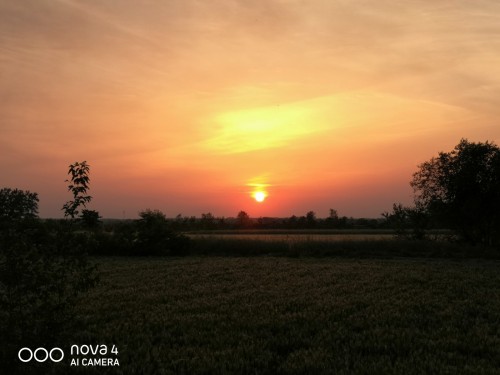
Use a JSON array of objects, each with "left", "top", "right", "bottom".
[{"left": 134, "top": 209, "right": 190, "bottom": 256}]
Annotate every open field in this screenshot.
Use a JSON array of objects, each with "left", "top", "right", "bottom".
[
  {"left": 186, "top": 237, "right": 498, "bottom": 259},
  {"left": 185, "top": 230, "right": 398, "bottom": 235},
  {"left": 187, "top": 233, "right": 394, "bottom": 242},
  {"left": 184, "top": 230, "right": 455, "bottom": 246},
  {"left": 38, "top": 256, "right": 500, "bottom": 374}
]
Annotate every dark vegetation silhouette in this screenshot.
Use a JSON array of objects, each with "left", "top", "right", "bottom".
[
  {"left": 0, "top": 188, "right": 39, "bottom": 221},
  {"left": 80, "top": 208, "right": 102, "bottom": 229},
  {"left": 134, "top": 209, "right": 190, "bottom": 255},
  {"left": 62, "top": 161, "right": 93, "bottom": 219},
  {"left": 385, "top": 139, "right": 500, "bottom": 247},
  {"left": 412, "top": 139, "right": 500, "bottom": 245},
  {"left": 0, "top": 184, "right": 98, "bottom": 373},
  {"left": 382, "top": 203, "right": 428, "bottom": 240},
  {"left": 166, "top": 210, "right": 363, "bottom": 231},
  {"left": 237, "top": 210, "right": 251, "bottom": 228}
]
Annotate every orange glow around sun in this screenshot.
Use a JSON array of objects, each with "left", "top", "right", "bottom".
[
  {"left": 248, "top": 178, "right": 270, "bottom": 203},
  {"left": 253, "top": 191, "right": 267, "bottom": 203}
]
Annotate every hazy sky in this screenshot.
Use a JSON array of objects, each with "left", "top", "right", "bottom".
[{"left": 2, "top": 0, "right": 500, "bottom": 218}]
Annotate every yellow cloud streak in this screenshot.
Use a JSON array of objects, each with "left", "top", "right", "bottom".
[{"left": 203, "top": 102, "right": 321, "bottom": 154}]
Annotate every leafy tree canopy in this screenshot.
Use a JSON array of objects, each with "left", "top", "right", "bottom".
[
  {"left": 0, "top": 188, "right": 38, "bottom": 222},
  {"left": 411, "top": 139, "right": 500, "bottom": 245},
  {"left": 62, "top": 161, "right": 92, "bottom": 219}
]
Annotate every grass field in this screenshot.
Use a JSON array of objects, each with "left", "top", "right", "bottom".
[
  {"left": 187, "top": 233, "right": 393, "bottom": 242},
  {"left": 45, "top": 256, "right": 500, "bottom": 374},
  {"left": 186, "top": 236, "right": 498, "bottom": 259}
]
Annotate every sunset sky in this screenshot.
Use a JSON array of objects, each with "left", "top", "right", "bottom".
[{"left": 2, "top": 0, "right": 500, "bottom": 219}]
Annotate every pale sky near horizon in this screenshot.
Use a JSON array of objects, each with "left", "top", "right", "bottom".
[{"left": 2, "top": 0, "right": 500, "bottom": 218}]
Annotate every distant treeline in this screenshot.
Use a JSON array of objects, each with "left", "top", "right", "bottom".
[{"left": 95, "top": 210, "right": 387, "bottom": 231}]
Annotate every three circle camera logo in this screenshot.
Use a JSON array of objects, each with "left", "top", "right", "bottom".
[{"left": 18, "top": 347, "right": 64, "bottom": 363}]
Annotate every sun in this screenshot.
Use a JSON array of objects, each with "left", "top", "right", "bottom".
[{"left": 253, "top": 191, "right": 267, "bottom": 203}]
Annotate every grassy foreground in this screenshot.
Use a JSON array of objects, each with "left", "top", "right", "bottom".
[{"left": 46, "top": 256, "right": 500, "bottom": 375}]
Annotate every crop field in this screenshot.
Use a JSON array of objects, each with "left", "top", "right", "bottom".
[
  {"left": 47, "top": 256, "right": 500, "bottom": 374},
  {"left": 187, "top": 233, "right": 393, "bottom": 242},
  {"left": 185, "top": 230, "right": 455, "bottom": 247}
]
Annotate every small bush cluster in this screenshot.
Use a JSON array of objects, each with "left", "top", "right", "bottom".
[{"left": 70, "top": 209, "right": 191, "bottom": 256}]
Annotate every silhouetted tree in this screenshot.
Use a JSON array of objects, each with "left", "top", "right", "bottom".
[
  {"left": 135, "top": 209, "right": 189, "bottom": 255},
  {"left": 325, "top": 208, "right": 341, "bottom": 228},
  {"left": 62, "top": 161, "right": 92, "bottom": 219},
  {"left": 287, "top": 215, "right": 298, "bottom": 229},
  {"left": 0, "top": 188, "right": 38, "bottom": 225},
  {"left": 201, "top": 212, "right": 216, "bottom": 229},
  {"left": 217, "top": 216, "right": 226, "bottom": 228},
  {"left": 411, "top": 139, "right": 500, "bottom": 245},
  {"left": 306, "top": 211, "right": 317, "bottom": 228},
  {"left": 329, "top": 209, "right": 338, "bottom": 220},
  {"left": 383, "top": 203, "right": 428, "bottom": 240},
  {"left": 298, "top": 215, "right": 307, "bottom": 227},
  {"left": 80, "top": 209, "right": 102, "bottom": 229},
  {"left": 170, "top": 215, "right": 183, "bottom": 230},
  {"left": 237, "top": 210, "right": 251, "bottom": 228}
]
